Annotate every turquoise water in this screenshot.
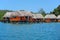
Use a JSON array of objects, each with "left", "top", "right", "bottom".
[{"left": 0, "top": 22, "right": 60, "bottom": 40}]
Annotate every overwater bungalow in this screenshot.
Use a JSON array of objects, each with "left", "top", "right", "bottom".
[
  {"left": 32, "top": 14, "right": 44, "bottom": 22},
  {"left": 44, "top": 14, "right": 56, "bottom": 22},
  {"left": 32, "top": 14, "right": 36, "bottom": 22},
  {"left": 17, "top": 11, "right": 32, "bottom": 23},
  {"left": 3, "top": 11, "right": 32, "bottom": 23},
  {"left": 57, "top": 15, "right": 60, "bottom": 22},
  {"left": 3, "top": 12, "right": 18, "bottom": 23}
]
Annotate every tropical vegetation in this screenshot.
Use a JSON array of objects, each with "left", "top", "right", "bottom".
[
  {"left": 0, "top": 5, "right": 60, "bottom": 20},
  {"left": 0, "top": 10, "right": 13, "bottom": 20}
]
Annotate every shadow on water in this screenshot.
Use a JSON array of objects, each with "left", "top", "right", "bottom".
[
  {"left": 1, "top": 22, "right": 60, "bottom": 26},
  {"left": 0, "top": 22, "right": 43, "bottom": 25}
]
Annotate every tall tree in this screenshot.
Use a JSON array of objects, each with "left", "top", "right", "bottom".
[
  {"left": 38, "top": 8, "right": 46, "bottom": 17},
  {"left": 51, "top": 5, "right": 60, "bottom": 16}
]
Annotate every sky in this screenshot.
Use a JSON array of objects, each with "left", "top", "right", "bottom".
[{"left": 0, "top": 0, "right": 60, "bottom": 13}]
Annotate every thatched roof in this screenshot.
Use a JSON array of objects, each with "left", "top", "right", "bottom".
[
  {"left": 45, "top": 14, "right": 56, "bottom": 19},
  {"left": 32, "top": 14, "right": 44, "bottom": 19},
  {"left": 3, "top": 11, "right": 32, "bottom": 17},
  {"left": 32, "top": 14, "right": 37, "bottom": 19},
  {"left": 17, "top": 11, "right": 32, "bottom": 16},
  {"left": 57, "top": 15, "right": 60, "bottom": 19},
  {"left": 3, "top": 12, "right": 17, "bottom": 17}
]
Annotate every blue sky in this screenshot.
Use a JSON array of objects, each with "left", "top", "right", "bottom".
[{"left": 0, "top": 0, "right": 60, "bottom": 13}]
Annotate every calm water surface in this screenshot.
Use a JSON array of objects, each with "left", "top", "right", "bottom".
[{"left": 0, "top": 22, "right": 60, "bottom": 40}]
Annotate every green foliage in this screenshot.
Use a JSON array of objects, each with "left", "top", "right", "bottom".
[
  {"left": 51, "top": 5, "right": 60, "bottom": 16},
  {"left": 38, "top": 8, "right": 46, "bottom": 17},
  {"left": 0, "top": 5, "right": 60, "bottom": 20},
  {"left": 0, "top": 10, "right": 13, "bottom": 20}
]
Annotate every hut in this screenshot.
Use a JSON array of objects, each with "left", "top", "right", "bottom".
[
  {"left": 44, "top": 14, "right": 56, "bottom": 22},
  {"left": 17, "top": 11, "right": 32, "bottom": 22},
  {"left": 3, "top": 12, "right": 20, "bottom": 22},
  {"left": 3, "top": 11, "right": 32, "bottom": 23},
  {"left": 57, "top": 15, "right": 60, "bottom": 22},
  {"left": 3, "top": 12, "right": 13, "bottom": 22},
  {"left": 32, "top": 14, "right": 36, "bottom": 22},
  {"left": 32, "top": 14, "right": 44, "bottom": 22}
]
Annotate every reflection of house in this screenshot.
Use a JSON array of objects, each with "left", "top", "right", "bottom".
[
  {"left": 3, "top": 11, "right": 32, "bottom": 23},
  {"left": 57, "top": 15, "right": 60, "bottom": 22},
  {"left": 45, "top": 14, "right": 56, "bottom": 22},
  {"left": 32, "top": 14, "right": 44, "bottom": 22}
]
